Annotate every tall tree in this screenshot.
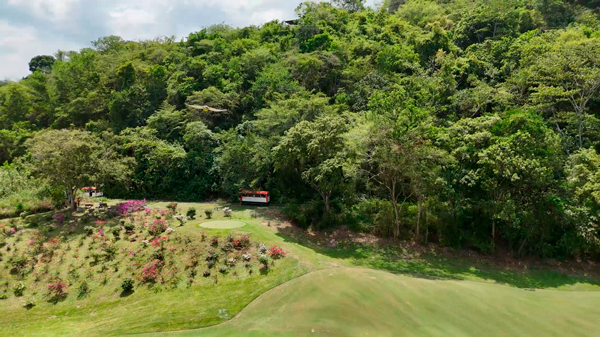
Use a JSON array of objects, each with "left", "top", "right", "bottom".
[
  {"left": 28, "top": 55, "right": 55, "bottom": 74},
  {"left": 274, "top": 115, "right": 353, "bottom": 213},
  {"left": 528, "top": 36, "right": 600, "bottom": 148},
  {"left": 367, "top": 88, "right": 445, "bottom": 240},
  {"left": 26, "top": 129, "right": 130, "bottom": 210}
]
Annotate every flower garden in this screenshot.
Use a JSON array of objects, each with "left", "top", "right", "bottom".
[{"left": 0, "top": 200, "right": 286, "bottom": 310}]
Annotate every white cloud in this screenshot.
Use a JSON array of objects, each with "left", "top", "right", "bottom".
[
  {"left": 108, "top": 6, "right": 159, "bottom": 39},
  {"left": 0, "top": 20, "right": 42, "bottom": 79},
  {"left": 7, "top": 0, "right": 80, "bottom": 21}
]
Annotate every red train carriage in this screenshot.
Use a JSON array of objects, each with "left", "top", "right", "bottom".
[{"left": 240, "top": 191, "right": 270, "bottom": 205}]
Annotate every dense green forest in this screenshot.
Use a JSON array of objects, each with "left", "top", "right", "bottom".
[{"left": 1, "top": 0, "right": 599, "bottom": 258}]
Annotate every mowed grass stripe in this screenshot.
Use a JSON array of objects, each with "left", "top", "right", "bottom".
[{"left": 165, "top": 268, "right": 600, "bottom": 337}]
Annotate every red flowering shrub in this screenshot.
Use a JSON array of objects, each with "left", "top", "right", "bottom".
[
  {"left": 166, "top": 203, "right": 178, "bottom": 214},
  {"left": 268, "top": 246, "right": 286, "bottom": 259},
  {"left": 239, "top": 234, "right": 251, "bottom": 248},
  {"left": 139, "top": 259, "right": 164, "bottom": 284}
]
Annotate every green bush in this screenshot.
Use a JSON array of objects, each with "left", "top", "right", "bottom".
[
  {"left": 104, "top": 244, "right": 118, "bottom": 260},
  {"left": 124, "top": 223, "right": 135, "bottom": 232},
  {"left": 350, "top": 198, "right": 395, "bottom": 236},
  {"left": 77, "top": 281, "right": 90, "bottom": 299},
  {"left": 204, "top": 209, "right": 213, "bottom": 219},
  {"left": 13, "top": 282, "right": 26, "bottom": 297},
  {"left": 283, "top": 201, "right": 323, "bottom": 229},
  {"left": 121, "top": 278, "right": 134, "bottom": 292},
  {"left": 186, "top": 207, "right": 196, "bottom": 219},
  {"left": 221, "top": 242, "right": 234, "bottom": 252},
  {"left": 258, "top": 256, "right": 269, "bottom": 270}
]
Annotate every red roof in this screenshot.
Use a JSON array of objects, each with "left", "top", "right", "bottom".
[
  {"left": 240, "top": 191, "right": 268, "bottom": 194},
  {"left": 82, "top": 187, "right": 97, "bottom": 191}
]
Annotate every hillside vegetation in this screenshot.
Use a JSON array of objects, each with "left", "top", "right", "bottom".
[{"left": 1, "top": 0, "right": 599, "bottom": 259}]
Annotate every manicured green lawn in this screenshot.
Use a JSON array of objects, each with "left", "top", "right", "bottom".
[
  {"left": 176, "top": 268, "right": 600, "bottom": 336},
  {"left": 1, "top": 202, "right": 599, "bottom": 336}
]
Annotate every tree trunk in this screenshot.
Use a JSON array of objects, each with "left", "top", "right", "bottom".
[
  {"left": 323, "top": 191, "right": 331, "bottom": 213},
  {"left": 391, "top": 194, "right": 400, "bottom": 239},
  {"left": 416, "top": 198, "right": 422, "bottom": 241},
  {"left": 70, "top": 188, "right": 77, "bottom": 211},
  {"left": 578, "top": 111, "right": 583, "bottom": 148}
]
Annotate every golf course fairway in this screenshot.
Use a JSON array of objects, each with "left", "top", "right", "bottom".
[{"left": 169, "top": 268, "right": 600, "bottom": 336}]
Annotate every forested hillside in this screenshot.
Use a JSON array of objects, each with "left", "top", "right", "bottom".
[{"left": 1, "top": 0, "right": 599, "bottom": 258}]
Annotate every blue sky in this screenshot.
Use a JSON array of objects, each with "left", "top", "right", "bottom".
[{"left": 0, "top": 0, "right": 377, "bottom": 80}]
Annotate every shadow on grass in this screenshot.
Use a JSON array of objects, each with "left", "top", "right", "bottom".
[
  {"left": 274, "top": 226, "right": 600, "bottom": 290},
  {"left": 48, "top": 293, "right": 68, "bottom": 304},
  {"left": 120, "top": 289, "right": 134, "bottom": 297}
]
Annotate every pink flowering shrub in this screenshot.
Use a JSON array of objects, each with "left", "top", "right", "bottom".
[
  {"left": 53, "top": 213, "right": 65, "bottom": 224},
  {"left": 148, "top": 219, "right": 167, "bottom": 236},
  {"left": 48, "top": 279, "right": 69, "bottom": 301},
  {"left": 139, "top": 259, "right": 164, "bottom": 284},
  {"left": 118, "top": 200, "right": 147, "bottom": 215}
]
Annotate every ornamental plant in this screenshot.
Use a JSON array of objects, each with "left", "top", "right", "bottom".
[
  {"left": 121, "top": 278, "right": 134, "bottom": 292},
  {"left": 139, "top": 260, "right": 164, "bottom": 284},
  {"left": 124, "top": 223, "right": 135, "bottom": 233},
  {"left": 13, "top": 282, "right": 26, "bottom": 297},
  {"left": 48, "top": 279, "right": 68, "bottom": 297},
  {"left": 268, "top": 246, "right": 286, "bottom": 259},
  {"left": 84, "top": 226, "right": 95, "bottom": 235},
  {"left": 258, "top": 255, "right": 269, "bottom": 270},
  {"left": 148, "top": 219, "right": 167, "bottom": 236},
  {"left": 239, "top": 234, "right": 251, "bottom": 248},
  {"left": 186, "top": 207, "right": 196, "bottom": 219},
  {"left": 53, "top": 213, "right": 65, "bottom": 224},
  {"left": 174, "top": 214, "right": 185, "bottom": 226},
  {"left": 118, "top": 200, "right": 147, "bottom": 215},
  {"left": 166, "top": 203, "right": 178, "bottom": 214},
  {"left": 204, "top": 209, "right": 213, "bottom": 219}
]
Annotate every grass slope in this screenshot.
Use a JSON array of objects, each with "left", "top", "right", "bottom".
[
  {"left": 0, "top": 205, "right": 312, "bottom": 336},
  {"left": 184, "top": 268, "right": 600, "bottom": 336}
]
